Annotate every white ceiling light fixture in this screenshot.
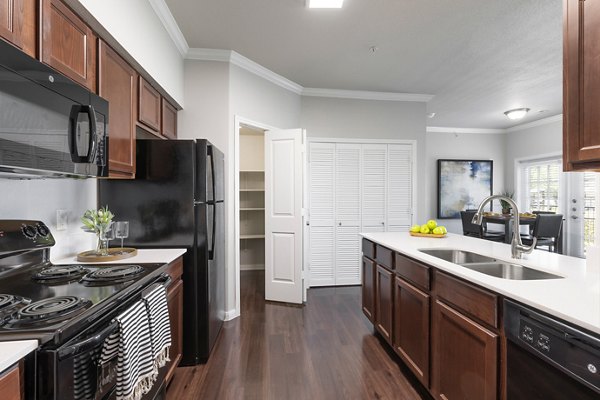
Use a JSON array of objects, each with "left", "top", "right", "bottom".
[
  {"left": 307, "top": 0, "right": 344, "bottom": 9},
  {"left": 504, "top": 108, "right": 530, "bottom": 120}
]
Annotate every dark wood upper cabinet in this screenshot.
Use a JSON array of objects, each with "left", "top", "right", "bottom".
[
  {"left": 564, "top": 0, "right": 600, "bottom": 171},
  {"left": 98, "top": 40, "right": 136, "bottom": 177},
  {"left": 138, "top": 77, "right": 161, "bottom": 133},
  {"left": 362, "top": 256, "right": 376, "bottom": 323},
  {"left": 431, "top": 300, "right": 498, "bottom": 400},
  {"left": 375, "top": 264, "right": 393, "bottom": 344},
  {"left": 41, "top": 0, "right": 96, "bottom": 91},
  {"left": 161, "top": 98, "right": 177, "bottom": 139},
  {"left": 0, "top": 0, "right": 36, "bottom": 57},
  {"left": 393, "top": 276, "right": 430, "bottom": 388}
]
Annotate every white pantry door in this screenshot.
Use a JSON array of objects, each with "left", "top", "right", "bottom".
[{"left": 265, "top": 129, "right": 304, "bottom": 304}]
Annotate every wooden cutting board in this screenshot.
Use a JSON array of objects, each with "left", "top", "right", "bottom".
[{"left": 409, "top": 232, "right": 447, "bottom": 238}]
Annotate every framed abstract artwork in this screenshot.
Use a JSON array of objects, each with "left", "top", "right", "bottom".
[{"left": 437, "top": 159, "right": 493, "bottom": 219}]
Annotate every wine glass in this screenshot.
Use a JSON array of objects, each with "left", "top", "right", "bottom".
[{"left": 114, "top": 221, "right": 129, "bottom": 249}]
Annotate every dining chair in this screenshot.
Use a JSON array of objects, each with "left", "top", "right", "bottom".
[
  {"left": 460, "top": 211, "right": 505, "bottom": 242},
  {"left": 522, "top": 214, "right": 563, "bottom": 253}
]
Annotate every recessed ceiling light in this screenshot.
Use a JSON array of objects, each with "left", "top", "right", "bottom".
[
  {"left": 504, "top": 108, "right": 530, "bottom": 120},
  {"left": 307, "top": 0, "right": 344, "bottom": 9}
]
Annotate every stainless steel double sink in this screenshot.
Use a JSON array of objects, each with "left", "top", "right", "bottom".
[{"left": 418, "top": 249, "right": 563, "bottom": 280}]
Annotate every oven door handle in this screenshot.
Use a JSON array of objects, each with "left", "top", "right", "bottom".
[{"left": 57, "top": 320, "right": 119, "bottom": 360}]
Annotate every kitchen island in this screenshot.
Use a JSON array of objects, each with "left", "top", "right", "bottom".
[{"left": 361, "top": 232, "right": 600, "bottom": 400}]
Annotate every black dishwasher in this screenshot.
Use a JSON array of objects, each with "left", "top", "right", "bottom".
[{"left": 504, "top": 299, "right": 600, "bottom": 399}]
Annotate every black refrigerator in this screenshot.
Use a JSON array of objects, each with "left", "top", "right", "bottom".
[{"left": 98, "top": 139, "right": 225, "bottom": 365}]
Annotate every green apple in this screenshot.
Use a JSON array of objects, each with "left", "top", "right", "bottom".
[
  {"left": 410, "top": 224, "right": 421, "bottom": 233},
  {"left": 439, "top": 226, "right": 447, "bottom": 234},
  {"left": 420, "top": 224, "right": 430, "bottom": 234},
  {"left": 426, "top": 219, "right": 437, "bottom": 230},
  {"left": 433, "top": 227, "right": 443, "bottom": 235}
]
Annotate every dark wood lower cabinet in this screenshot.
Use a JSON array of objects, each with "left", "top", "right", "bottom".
[
  {"left": 165, "top": 257, "right": 184, "bottom": 386},
  {"left": 362, "top": 256, "right": 376, "bottom": 323},
  {"left": 393, "top": 276, "right": 430, "bottom": 387},
  {"left": 375, "top": 264, "right": 393, "bottom": 344},
  {"left": 431, "top": 300, "right": 498, "bottom": 400},
  {"left": 0, "top": 363, "right": 21, "bottom": 400}
]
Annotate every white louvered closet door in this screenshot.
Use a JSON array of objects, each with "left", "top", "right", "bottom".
[
  {"left": 308, "top": 143, "right": 336, "bottom": 286},
  {"left": 335, "top": 144, "right": 361, "bottom": 285},
  {"left": 361, "top": 144, "right": 388, "bottom": 233},
  {"left": 387, "top": 144, "right": 413, "bottom": 231}
]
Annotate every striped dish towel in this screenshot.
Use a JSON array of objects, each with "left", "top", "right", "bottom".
[
  {"left": 143, "top": 284, "right": 172, "bottom": 370},
  {"left": 100, "top": 301, "right": 157, "bottom": 400}
]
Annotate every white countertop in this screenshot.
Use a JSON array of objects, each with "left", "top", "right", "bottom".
[
  {"left": 361, "top": 232, "right": 600, "bottom": 335},
  {"left": 0, "top": 340, "right": 38, "bottom": 373},
  {"left": 52, "top": 248, "right": 187, "bottom": 265}
]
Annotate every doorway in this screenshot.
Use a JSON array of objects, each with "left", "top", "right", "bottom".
[{"left": 238, "top": 124, "right": 267, "bottom": 309}]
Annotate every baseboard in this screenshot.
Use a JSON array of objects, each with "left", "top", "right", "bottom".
[
  {"left": 224, "top": 308, "right": 240, "bottom": 321},
  {"left": 240, "top": 264, "right": 265, "bottom": 271}
]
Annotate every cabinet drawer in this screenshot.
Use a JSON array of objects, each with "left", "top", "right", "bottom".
[
  {"left": 362, "top": 238, "right": 375, "bottom": 260},
  {"left": 376, "top": 245, "right": 393, "bottom": 270},
  {"left": 434, "top": 271, "right": 498, "bottom": 329},
  {"left": 394, "top": 253, "right": 430, "bottom": 291},
  {"left": 164, "top": 257, "right": 183, "bottom": 285},
  {"left": 0, "top": 363, "right": 21, "bottom": 400}
]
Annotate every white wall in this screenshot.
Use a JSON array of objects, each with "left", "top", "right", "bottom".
[
  {"left": 505, "top": 119, "right": 563, "bottom": 192},
  {"left": 78, "top": 0, "right": 185, "bottom": 105},
  {"left": 0, "top": 179, "right": 97, "bottom": 260},
  {"left": 301, "top": 96, "right": 427, "bottom": 222},
  {"left": 425, "top": 132, "right": 506, "bottom": 233}
]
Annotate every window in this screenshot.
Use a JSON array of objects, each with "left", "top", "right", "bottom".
[
  {"left": 583, "top": 172, "right": 598, "bottom": 251},
  {"left": 521, "top": 159, "right": 561, "bottom": 213}
]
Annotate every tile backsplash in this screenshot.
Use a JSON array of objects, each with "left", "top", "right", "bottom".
[{"left": 0, "top": 178, "right": 97, "bottom": 260}]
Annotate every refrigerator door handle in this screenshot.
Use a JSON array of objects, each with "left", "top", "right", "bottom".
[
  {"left": 208, "top": 145, "right": 216, "bottom": 203},
  {"left": 208, "top": 202, "right": 216, "bottom": 261}
]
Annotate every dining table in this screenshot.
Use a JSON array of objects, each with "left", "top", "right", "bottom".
[{"left": 482, "top": 213, "right": 563, "bottom": 253}]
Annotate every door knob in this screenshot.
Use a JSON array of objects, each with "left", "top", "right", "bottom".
[
  {"left": 571, "top": 215, "right": 579, "bottom": 220},
  {"left": 338, "top": 222, "right": 342, "bottom": 226},
  {"left": 381, "top": 222, "right": 385, "bottom": 225}
]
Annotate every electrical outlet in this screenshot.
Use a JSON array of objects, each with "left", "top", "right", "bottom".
[{"left": 56, "top": 210, "right": 68, "bottom": 231}]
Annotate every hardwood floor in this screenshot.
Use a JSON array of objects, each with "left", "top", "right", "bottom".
[{"left": 167, "top": 271, "right": 429, "bottom": 400}]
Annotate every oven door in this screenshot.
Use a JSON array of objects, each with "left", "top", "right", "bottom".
[{"left": 36, "top": 276, "right": 170, "bottom": 400}]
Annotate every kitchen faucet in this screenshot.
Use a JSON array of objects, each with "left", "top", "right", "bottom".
[{"left": 471, "top": 195, "right": 537, "bottom": 259}]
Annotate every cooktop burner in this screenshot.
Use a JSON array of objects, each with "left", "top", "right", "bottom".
[
  {"left": 82, "top": 265, "right": 145, "bottom": 285},
  {"left": 0, "top": 294, "right": 30, "bottom": 311},
  {"left": 32, "top": 265, "right": 89, "bottom": 284},
  {"left": 8, "top": 296, "right": 92, "bottom": 328}
]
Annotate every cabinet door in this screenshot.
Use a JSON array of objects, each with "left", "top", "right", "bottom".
[
  {"left": 361, "top": 144, "right": 387, "bottom": 232},
  {"left": 387, "top": 144, "right": 413, "bottom": 231},
  {"left": 98, "top": 40, "right": 136, "bottom": 177},
  {"left": 375, "top": 264, "right": 393, "bottom": 344},
  {"left": 165, "top": 278, "right": 183, "bottom": 384},
  {"left": 41, "top": 0, "right": 96, "bottom": 90},
  {"left": 335, "top": 143, "right": 361, "bottom": 285},
  {"left": 0, "top": 0, "right": 22, "bottom": 47},
  {"left": 138, "top": 77, "right": 161, "bottom": 133},
  {"left": 161, "top": 98, "right": 177, "bottom": 139},
  {"left": 564, "top": 0, "right": 600, "bottom": 171},
  {"left": 308, "top": 142, "right": 335, "bottom": 286},
  {"left": 432, "top": 300, "right": 498, "bottom": 400},
  {"left": 362, "top": 256, "right": 376, "bottom": 323},
  {"left": 394, "top": 276, "right": 430, "bottom": 387}
]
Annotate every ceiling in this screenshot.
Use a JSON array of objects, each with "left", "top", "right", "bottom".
[{"left": 164, "top": 0, "right": 563, "bottom": 129}]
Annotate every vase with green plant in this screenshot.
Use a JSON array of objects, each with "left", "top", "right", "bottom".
[
  {"left": 498, "top": 191, "right": 515, "bottom": 215},
  {"left": 81, "top": 206, "right": 115, "bottom": 256}
]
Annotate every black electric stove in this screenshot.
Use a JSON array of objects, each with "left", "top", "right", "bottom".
[{"left": 0, "top": 220, "right": 170, "bottom": 400}]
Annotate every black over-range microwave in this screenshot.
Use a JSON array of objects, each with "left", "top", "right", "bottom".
[{"left": 0, "top": 39, "right": 108, "bottom": 178}]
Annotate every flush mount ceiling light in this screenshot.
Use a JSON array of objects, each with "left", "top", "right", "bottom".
[
  {"left": 307, "top": 0, "right": 344, "bottom": 8},
  {"left": 504, "top": 108, "right": 530, "bottom": 120}
]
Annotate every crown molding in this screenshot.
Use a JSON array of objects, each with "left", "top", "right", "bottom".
[
  {"left": 427, "top": 126, "right": 506, "bottom": 134},
  {"left": 302, "top": 88, "right": 434, "bottom": 102},
  {"left": 149, "top": 0, "right": 189, "bottom": 57},
  {"left": 229, "top": 52, "right": 304, "bottom": 95},
  {"left": 505, "top": 114, "right": 563, "bottom": 132},
  {"left": 186, "top": 48, "right": 232, "bottom": 62}
]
